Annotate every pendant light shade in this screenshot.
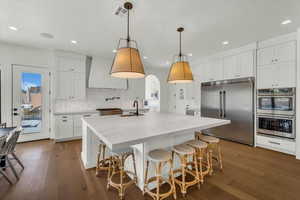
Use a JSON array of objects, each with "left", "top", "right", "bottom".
[
  {"left": 167, "top": 61, "right": 193, "bottom": 83},
  {"left": 167, "top": 27, "right": 194, "bottom": 83},
  {"left": 111, "top": 47, "right": 145, "bottom": 78},
  {"left": 110, "top": 2, "right": 145, "bottom": 79}
]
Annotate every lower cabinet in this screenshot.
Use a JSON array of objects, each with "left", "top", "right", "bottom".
[
  {"left": 256, "top": 134, "right": 295, "bottom": 155},
  {"left": 55, "top": 113, "right": 98, "bottom": 141}
]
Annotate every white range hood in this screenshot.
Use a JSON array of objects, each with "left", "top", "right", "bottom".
[{"left": 87, "top": 56, "right": 128, "bottom": 89}]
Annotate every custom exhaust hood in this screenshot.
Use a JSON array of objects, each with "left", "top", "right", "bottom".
[{"left": 86, "top": 56, "right": 128, "bottom": 89}]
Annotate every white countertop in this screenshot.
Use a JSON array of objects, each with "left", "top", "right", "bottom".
[
  {"left": 82, "top": 112, "right": 230, "bottom": 149},
  {"left": 54, "top": 110, "right": 99, "bottom": 115}
]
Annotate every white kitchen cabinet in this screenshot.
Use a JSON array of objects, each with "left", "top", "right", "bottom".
[
  {"left": 199, "top": 59, "right": 223, "bottom": 82},
  {"left": 55, "top": 115, "right": 73, "bottom": 139},
  {"left": 223, "top": 55, "right": 237, "bottom": 80},
  {"left": 257, "top": 62, "right": 296, "bottom": 89},
  {"left": 57, "top": 56, "right": 85, "bottom": 73},
  {"left": 256, "top": 134, "right": 295, "bottom": 155},
  {"left": 258, "top": 41, "right": 296, "bottom": 66},
  {"left": 223, "top": 51, "right": 254, "bottom": 80},
  {"left": 56, "top": 71, "right": 86, "bottom": 100},
  {"left": 236, "top": 51, "right": 254, "bottom": 78},
  {"left": 55, "top": 113, "right": 99, "bottom": 140}
]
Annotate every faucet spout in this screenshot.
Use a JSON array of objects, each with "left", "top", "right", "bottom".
[{"left": 133, "top": 100, "right": 139, "bottom": 116}]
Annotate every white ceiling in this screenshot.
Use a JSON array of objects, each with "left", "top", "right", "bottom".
[{"left": 1, "top": 0, "right": 300, "bottom": 68}]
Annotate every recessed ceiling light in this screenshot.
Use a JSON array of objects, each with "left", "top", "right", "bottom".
[
  {"left": 112, "top": 49, "right": 117, "bottom": 53},
  {"left": 222, "top": 41, "right": 229, "bottom": 45},
  {"left": 143, "top": 56, "right": 148, "bottom": 59},
  {"left": 71, "top": 40, "right": 77, "bottom": 44},
  {"left": 8, "top": 26, "right": 18, "bottom": 31},
  {"left": 40, "top": 32, "right": 54, "bottom": 39},
  {"left": 187, "top": 53, "right": 193, "bottom": 57},
  {"left": 281, "top": 19, "right": 292, "bottom": 25}
]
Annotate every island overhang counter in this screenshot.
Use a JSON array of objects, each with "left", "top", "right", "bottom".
[{"left": 81, "top": 112, "right": 230, "bottom": 189}]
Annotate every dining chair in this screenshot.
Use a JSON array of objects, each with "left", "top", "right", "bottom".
[
  {"left": 0, "top": 123, "right": 7, "bottom": 128},
  {"left": 0, "top": 129, "right": 24, "bottom": 180},
  {"left": 0, "top": 135, "right": 12, "bottom": 184}
]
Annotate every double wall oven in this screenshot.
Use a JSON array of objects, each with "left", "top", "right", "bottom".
[{"left": 257, "top": 88, "right": 296, "bottom": 139}]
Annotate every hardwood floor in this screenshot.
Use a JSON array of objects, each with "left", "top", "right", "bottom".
[{"left": 1, "top": 139, "right": 300, "bottom": 200}]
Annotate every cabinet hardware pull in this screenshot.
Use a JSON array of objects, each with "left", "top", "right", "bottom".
[
  {"left": 83, "top": 115, "right": 91, "bottom": 117},
  {"left": 62, "top": 120, "right": 67, "bottom": 122},
  {"left": 269, "top": 141, "right": 280, "bottom": 145}
]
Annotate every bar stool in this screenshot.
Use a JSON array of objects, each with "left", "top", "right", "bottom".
[
  {"left": 96, "top": 140, "right": 110, "bottom": 176},
  {"left": 195, "top": 132, "right": 223, "bottom": 174},
  {"left": 185, "top": 140, "right": 209, "bottom": 183},
  {"left": 107, "top": 148, "right": 137, "bottom": 199},
  {"left": 172, "top": 144, "right": 200, "bottom": 197},
  {"left": 144, "top": 149, "right": 177, "bottom": 200}
]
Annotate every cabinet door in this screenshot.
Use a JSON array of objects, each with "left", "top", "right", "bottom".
[
  {"left": 57, "top": 56, "right": 85, "bottom": 73},
  {"left": 274, "top": 41, "right": 296, "bottom": 64},
  {"left": 257, "top": 65, "right": 275, "bottom": 89},
  {"left": 55, "top": 116, "right": 73, "bottom": 139},
  {"left": 223, "top": 55, "right": 237, "bottom": 80},
  {"left": 276, "top": 62, "right": 296, "bottom": 88},
  {"left": 210, "top": 59, "right": 223, "bottom": 81},
  {"left": 236, "top": 51, "right": 254, "bottom": 78},
  {"left": 72, "top": 72, "right": 86, "bottom": 99},
  {"left": 257, "top": 46, "right": 274, "bottom": 66},
  {"left": 73, "top": 115, "right": 82, "bottom": 137},
  {"left": 56, "top": 71, "right": 73, "bottom": 99}
]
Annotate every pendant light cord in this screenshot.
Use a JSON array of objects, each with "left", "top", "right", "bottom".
[
  {"left": 127, "top": 8, "right": 130, "bottom": 46},
  {"left": 179, "top": 30, "right": 182, "bottom": 61}
]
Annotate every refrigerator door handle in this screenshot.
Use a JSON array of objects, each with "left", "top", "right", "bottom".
[
  {"left": 219, "top": 91, "right": 223, "bottom": 118},
  {"left": 223, "top": 90, "right": 226, "bottom": 118}
]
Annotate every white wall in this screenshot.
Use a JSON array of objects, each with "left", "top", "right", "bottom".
[
  {"left": 0, "top": 42, "right": 54, "bottom": 126},
  {"left": 297, "top": 28, "right": 300, "bottom": 159}
]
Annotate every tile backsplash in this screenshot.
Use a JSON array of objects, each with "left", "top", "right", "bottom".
[{"left": 55, "top": 88, "right": 144, "bottom": 113}]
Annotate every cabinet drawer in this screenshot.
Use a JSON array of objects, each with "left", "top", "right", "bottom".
[{"left": 256, "top": 135, "right": 295, "bottom": 155}]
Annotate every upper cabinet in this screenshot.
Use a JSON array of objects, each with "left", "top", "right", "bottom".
[
  {"left": 223, "top": 51, "right": 254, "bottom": 80},
  {"left": 55, "top": 53, "right": 86, "bottom": 100},
  {"left": 88, "top": 56, "right": 127, "bottom": 89},
  {"left": 257, "top": 41, "right": 296, "bottom": 89},
  {"left": 258, "top": 41, "right": 296, "bottom": 66},
  {"left": 197, "top": 48, "right": 254, "bottom": 83}
]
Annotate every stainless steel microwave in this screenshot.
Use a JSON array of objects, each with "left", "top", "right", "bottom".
[
  {"left": 257, "top": 88, "right": 295, "bottom": 116},
  {"left": 257, "top": 115, "right": 295, "bottom": 139}
]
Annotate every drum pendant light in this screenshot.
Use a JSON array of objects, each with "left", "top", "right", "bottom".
[
  {"left": 110, "top": 2, "right": 145, "bottom": 79},
  {"left": 167, "top": 27, "right": 193, "bottom": 83}
]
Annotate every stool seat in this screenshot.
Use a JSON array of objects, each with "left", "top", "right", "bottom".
[
  {"left": 111, "top": 148, "right": 133, "bottom": 156},
  {"left": 198, "top": 135, "right": 219, "bottom": 143},
  {"left": 185, "top": 140, "right": 208, "bottom": 149},
  {"left": 148, "top": 149, "right": 171, "bottom": 162},
  {"left": 173, "top": 144, "right": 195, "bottom": 155}
]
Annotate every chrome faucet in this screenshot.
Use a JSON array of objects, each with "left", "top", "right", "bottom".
[{"left": 133, "top": 100, "right": 139, "bottom": 116}]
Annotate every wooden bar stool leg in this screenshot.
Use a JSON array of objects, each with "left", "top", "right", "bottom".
[
  {"left": 107, "top": 157, "right": 112, "bottom": 190},
  {"left": 217, "top": 144, "right": 223, "bottom": 170},
  {"left": 169, "top": 159, "right": 177, "bottom": 200},
  {"left": 156, "top": 162, "right": 162, "bottom": 200},
  {"left": 181, "top": 155, "right": 187, "bottom": 196},
  {"left": 209, "top": 148, "right": 213, "bottom": 175},
  {"left": 199, "top": 149, "right": 204, "bottom": 184},
  {"left": 193, "top": 153, "right": 201, "bottom": 190},
  {"left": 119, "top": 156, "right": 124, "bottom": 199},
  {"left": 143, "top": 160, "right": 149, "bottom": 195}
]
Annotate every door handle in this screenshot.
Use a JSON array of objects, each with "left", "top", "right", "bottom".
[
  {"left": 219, "top": 91, "right": 223, "bottom": 118},
  {"left": 13, "top": 108, "right": 18, "bottom": 111},
  {"left": 223, "top": 91, "right": 226, "bottom": 118},
  {"left": 13, "top": 113, "right": 18, "bottom": 116}
]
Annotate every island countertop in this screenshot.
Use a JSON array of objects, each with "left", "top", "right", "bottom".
[{"left": 82, "top": 112, "right": 230, "bottom": 150}]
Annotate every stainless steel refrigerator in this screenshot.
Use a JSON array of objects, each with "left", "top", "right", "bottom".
[{"left": 201, "top": 78, "right": 254, "bottom": 146}]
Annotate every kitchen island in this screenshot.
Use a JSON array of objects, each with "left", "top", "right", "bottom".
[{"left": 81, "top": 112, "right": 230, "bottom": 189}]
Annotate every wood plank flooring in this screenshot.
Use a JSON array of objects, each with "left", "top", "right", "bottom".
[{"left": 1, "top": 139, "right": 300, "bottom": 200}]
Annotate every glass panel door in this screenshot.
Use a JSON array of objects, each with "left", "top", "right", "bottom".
[{"left": 12, "top": 65, "right": 50, "bottom": 142}]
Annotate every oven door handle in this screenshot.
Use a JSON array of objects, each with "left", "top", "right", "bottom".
[{"left": 219, "top": 91, "right": 223, "bottom": 118}]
